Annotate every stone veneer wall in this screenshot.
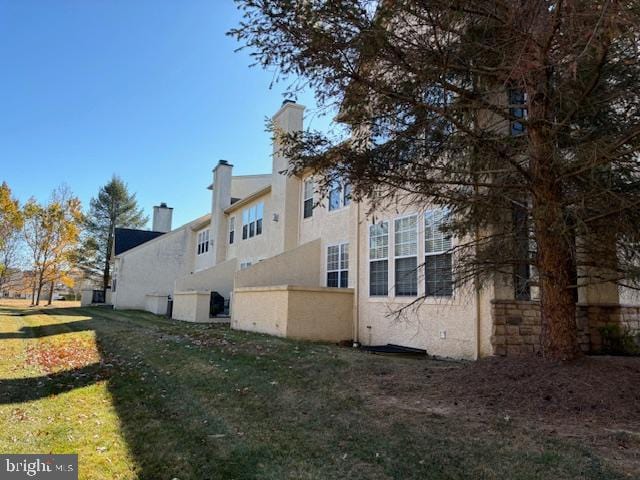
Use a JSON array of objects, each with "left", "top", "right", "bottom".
[{"left": 491, "top": 300, "right": 640, "bottom": 356}]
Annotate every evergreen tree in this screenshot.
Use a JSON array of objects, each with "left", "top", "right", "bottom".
[{"left": 82, "top": 176, "right": 148, "bottom": 291}]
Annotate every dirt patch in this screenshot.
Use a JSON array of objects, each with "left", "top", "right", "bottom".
[{"left": 352, "top": 354, "right": 640, "bottom": 474}]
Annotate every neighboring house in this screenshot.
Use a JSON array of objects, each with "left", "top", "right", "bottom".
[
  {"left": 111, "top": 100, "right": 640, "bottom": 360},
  {"left": 0, "top": 270, "right": 70, "bottom": 302},
  {"left": 1, "top": 270, "right": 35, "bottom": 300}
]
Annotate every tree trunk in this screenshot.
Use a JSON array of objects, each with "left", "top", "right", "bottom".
[
  {"left": 35, "top": 270, "right": 44, "bottom": 306},
  {"left": 529, "top": 106, "right": 580, "bottom": 360},
  {"left": 525, "top": 40, "right": 581, "bottom": 360},
  {"left": 534, "top": 207, "right": 581, "bottom": 360},
  {"left": 47, "top": 280, "right": 54, "bottom": 305},
  {"left": 30, "top": 279, "right": 37, "bottom": 306},
  {"left": 103, "top": 228, "right": 113, "bottom": 292}
]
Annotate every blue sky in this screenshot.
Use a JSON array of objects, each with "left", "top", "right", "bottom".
[{"left": 0, "top": 0, "right": 333, "bottom": 228}]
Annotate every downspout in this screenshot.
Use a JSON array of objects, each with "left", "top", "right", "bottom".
[
  {"left": 474, "top": 224, "right": 482, "bottom": 360},
  {"left": 353, "top": 200, "right": 361, "bottom": 347}
]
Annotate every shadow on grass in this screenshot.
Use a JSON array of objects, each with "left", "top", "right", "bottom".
[
  {"left": 0, "top": 363, "right": 107, "bottom": 404},
  {"left": 0, "top": 319, "right": 96, "bottom": 339}
]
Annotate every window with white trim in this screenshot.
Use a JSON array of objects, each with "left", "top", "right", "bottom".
[
  {"left": 229, "top": 216, "right": 235, "bottom": 245},
  {"left": 242, "top": 202, "right": 264, "bottom": 240},
  {"left": 424, "top": 209, "right": 453, "bottom": 296},
  {"left": 303, "top": 179, "right": 314, "bottom": 219},
  {"left": 240, "top": 260, "right": 252, "bottom": 270},
  {"left": 328, "top": 179, "right": 352, "bottom": 211},
  {"left": 327, "top": 243, "right": 349, "bottom": 288},
  {"left": 197, "top": 229, "right": 210, "bottom": 255},
  {"left": 394, "top": 215, "right": 417, "bottom": 296},
  {"left": 369, "top": 222, "right": 389, "bottom": 296}
]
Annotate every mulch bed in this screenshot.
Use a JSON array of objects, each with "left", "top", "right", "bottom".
[
  {"left": 356, "top": 354, "right": 640, "bottom": 475},
  {"left": 425, "top": 355, "right": 640, "bottom": 427}
]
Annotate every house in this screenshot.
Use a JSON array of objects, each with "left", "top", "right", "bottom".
[
  {"left": 111, "top": 100, "right": 640, "bottom": 360},
  {"left": 1, "top": 270, "right": 35, "bottom": 301}
]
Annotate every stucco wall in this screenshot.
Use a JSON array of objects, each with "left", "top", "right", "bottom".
[
  {"left": 172, "top": 291, "right": 211, "bottom": 323},
  {"left": 231, "top": 174, "right": 272, "bottom": 200},
  {"left": 174, "top": 258, "right": 238, "bottom": 299},
  {"left": 286, "top": 286, "right": 354, "bottom": 342},
  {"left": 231, "top": 287, "right": 289, "bottom": 337},
  {"left": 231, "top": 285, "right": 353, "bottom": 342},
  {"left": 145, "top": 294, "right": 169, "bottom": 315},
  {"left": 234, "top": 239, "right": 321, "bottom": 288},
  {"left": 112, "top": 227, "right": 190, "bottom": 310}
]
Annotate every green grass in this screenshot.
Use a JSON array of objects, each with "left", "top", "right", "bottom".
[{"left": 0, "top": 305, "right": 628, "bottom": 479}]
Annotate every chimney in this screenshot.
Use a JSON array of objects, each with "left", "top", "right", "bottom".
[
  {"left": 152, "top": 203, "right": 173, "bottom": 232},
  {"left": 271, "top": 100, "right": 305, "bottom": 253},
  {"left": 210, "top": 159, "right": 233, "bottom": 265}
]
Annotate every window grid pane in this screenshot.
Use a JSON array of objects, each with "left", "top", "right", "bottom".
[
  {"left": 395, "top": 216, "right": 417, "bottom": 257},
  {"left": 327, "top": 245, "right": 340, "bottom": 271},
  {"left": 304, "top": 179, "right": 314, "bottom": 199},
  {"left": 329, "top": 184, "right": 341, "bottom": 211},
  {"left": 425, "top": 209, "right": 452, "bottom": 254},
  {"left": 425, "top": 253, "right": 453, "bottom": 297},
  {"left": 340, "top": 244, "right": 349, "bottom": 270},
  {"left": 369, "top": 222, "right": 388, "bottom": 260},
  {"left": 395, "top": 257, "right": 417, "bottom": 296},
  {"left": 327, "top": 272, "right": 339, "bottom": 288},
  {"left": 370, "top": 260, "right": 388, "bottom": 296}
]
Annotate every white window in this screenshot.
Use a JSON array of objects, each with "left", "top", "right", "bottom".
[
  {"left": 328, "top": 179, "right": 352, "bottom": 211},
  {"left": 240, "top": 261, "right": 252, "bottom": 270},
  {"left": 327, "top": 243, "right": 349, "bottom": 288},
  {"left": 197, "top": 229, "right": 210, "bottom": 255},
  {"left": 394, "top": 215, "right": 417, "bottom": 296},
  {"left": 303, "top": 179, "right": 314, "bottom": 219},
  {"left": 424, "top": 209, "right": 453, "bottom": 296},
  {"left": 242, "top": 202, "right": 264, "bottom": 240},
  {"left": 369, "top": 222, "right": 389, "bottom": 296},
  {"left": 229, "top": 217, "right": 235, "bottom": 245}
]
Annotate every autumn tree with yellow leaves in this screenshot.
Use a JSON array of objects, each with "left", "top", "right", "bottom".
[
  {"left": 0, "top": 182, "right": 23, "bottom": 293},
  {"left": 22, "top": 186, "right": 83, "bottom": 305}
]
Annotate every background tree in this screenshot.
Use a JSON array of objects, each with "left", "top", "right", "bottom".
[
  {"left": 0, "top": 182, "right": 24, "bottom": 293},
  {"left": 22, "top": 187, "right": 82, "bottom": 305},
  {"left": 231, "top": 0, "right": 640, "bottom": 360},
  {"left": 82, "top": 176, "right": 148, "bottom": 292}
]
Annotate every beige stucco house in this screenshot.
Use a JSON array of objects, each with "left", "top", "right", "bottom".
[{"left": 110, "top": 100, "right": 640, "bottom": 360}]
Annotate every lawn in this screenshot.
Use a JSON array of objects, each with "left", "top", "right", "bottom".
[{"left": 0, "top": 304, "right": 637, "bottom": 480}]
